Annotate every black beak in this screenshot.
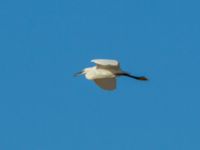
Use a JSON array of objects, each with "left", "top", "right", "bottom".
[{"left": 74, "top": 71, "right": 84, "bottom": 77}]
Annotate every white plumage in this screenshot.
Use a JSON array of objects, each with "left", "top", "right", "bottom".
[{"left": 75, "top": 59, "right": 148, "bottom": 90}]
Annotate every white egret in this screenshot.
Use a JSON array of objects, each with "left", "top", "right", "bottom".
[{"left": 75, "top": 59, "right": 148, "bottom": 90}]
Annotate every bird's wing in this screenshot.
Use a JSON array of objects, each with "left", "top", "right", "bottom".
[
  {"left": 94, "top": 78, "right": 116, "bottom": 90},
  {"left": 91, "top": 59, "right": 120, "bottom": 69}
]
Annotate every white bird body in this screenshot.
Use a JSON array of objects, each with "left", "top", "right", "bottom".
[
  {"left": 84, "top": 67, "right": 116, "bottom": 80},
  {"left": 75, "top": 59, "right": 148, "bottom": 90}
]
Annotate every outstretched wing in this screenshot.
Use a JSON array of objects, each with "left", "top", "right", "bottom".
[
  {"left": 94, "top": 78, "right": 116, "bottom": 90},
  {"left": 91, "top": 59, "right": 120, "bottom": 70}
]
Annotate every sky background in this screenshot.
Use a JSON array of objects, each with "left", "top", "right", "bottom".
[{"left": 0, "top": 0, "right": 200, "bottom": 149}]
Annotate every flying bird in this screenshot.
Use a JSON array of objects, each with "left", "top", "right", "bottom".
[{"left": 75, "top": 59, "right": 148, "bottom": 90}]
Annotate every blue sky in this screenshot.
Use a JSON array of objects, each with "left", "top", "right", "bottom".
[{"left": 0, "top": 0, "right": 200, "bottom": 149}]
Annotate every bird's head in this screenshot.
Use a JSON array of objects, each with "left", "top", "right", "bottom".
[
  {"left": 83, "top": 67, "right": 93, "bottom": 73},
  {"left": 74, "top": 67, "right": 93, "bottom": 77}
]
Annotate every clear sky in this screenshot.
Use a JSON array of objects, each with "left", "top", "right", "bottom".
[{"left": 0, "top": 0, "right": 200, "bottom": 149}]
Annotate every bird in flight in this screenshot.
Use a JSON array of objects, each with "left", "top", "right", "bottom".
[{"left": 75, "top": 59, "right": 148, "bottom": 91}]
